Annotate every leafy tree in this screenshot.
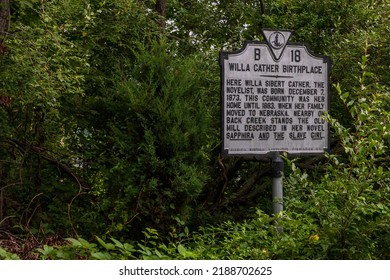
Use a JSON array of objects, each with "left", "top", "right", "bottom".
[{"left": 1, "top": 0, "right": 220, "bottom": 237}]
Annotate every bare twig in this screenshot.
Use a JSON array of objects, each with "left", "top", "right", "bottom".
[
  {"left": 1, "top": 138, "right": 90, "bottom": 237},
  {"left": 24, "top": 192, "right": 43, "bottom": 227},
  {"left": 0, "top": 138, "right": 89, "bottom": 190},
  {"left": 0, "top": 215, "right": 16, "bottom": 227}
]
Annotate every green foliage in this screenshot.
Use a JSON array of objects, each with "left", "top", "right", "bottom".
[
  {"left": 33, "top": 228, "right": 185, "bottom": 260},
  {"left": 0, "top": 0, "right": 89, "bottom": 235},
  {"left": 36, "top": 237, "right": 138, "bottom": 260},
  {"left": 183, "top": 210, "right": 323, "bottom": 260},
  {"left": 74, "top": 39, "right": 219, "bottom": 235},
  {"left": 20, "top": 210, "right": 332, "bottom": 260},
  {"left": 1, "top": 0, "right": 389, "bottom": 260},
  {"left": 284, "top": 51, "right": 390, "bottom": 259},
  {"left": 0, "top": 247, "right": 20, "bottom": 260},
  {"left": 1, "top": 0, "right": 219, "bottom": 237}
]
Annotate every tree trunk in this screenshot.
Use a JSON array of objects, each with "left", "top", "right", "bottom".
[
  {"left": 259, "top": 0, "right": 265, "bottom": 15},
  {"left": 155, "top": 0, "right": 167, "bottom": 29},
  {"left": 0, "top": 0, "right": 10, "bottom": 40}
]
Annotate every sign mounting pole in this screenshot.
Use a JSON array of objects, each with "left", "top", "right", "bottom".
[
  {"left": 271, "top": 152, "right": 284, "bottom": 232},
  {"left": 271, "top": 152, "right": 284, "bottom": 215}
]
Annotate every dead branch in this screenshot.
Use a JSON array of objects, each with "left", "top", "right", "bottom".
[
  {"left": 1, "top": 138, "right": 89, "bottom": 237},
  {"left": 1, "top": 138, "right": 89, "bottom": 190}
]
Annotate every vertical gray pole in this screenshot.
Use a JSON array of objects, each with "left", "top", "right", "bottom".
[
  {"left": 271, "top": 152, "right": 284, "bottom": 232},
  {"left": 271, "top": 152, "right": 284, "bottom": 215}
]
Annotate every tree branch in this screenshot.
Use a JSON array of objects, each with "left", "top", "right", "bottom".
[
  {"left": 259, "top": 0, "right": 265, "bottom": 15},
  {"left": 0, "top": 138, "right": 89, "bottom": 190}
]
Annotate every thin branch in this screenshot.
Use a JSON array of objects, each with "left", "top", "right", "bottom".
[
  {"left": 1, "top": 138, "right": 89, "bottom": 190},
  {"left": 24, "top": 192, "right": 43, "bottom": 227},
  {"left": 0, "top": 215, "right": 16, "bottom": 227},
  {"left": 259, "top": 0, "right": 265, "bottom": 15},
  {"left": 235, "top": 166, "right": 270, "bottom": 199},
  {"left": 1, "top": 138, "right": 89, "bottom": 237}
]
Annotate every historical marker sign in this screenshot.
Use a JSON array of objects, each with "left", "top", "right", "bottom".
[{"left": 220, "top": 29, "right": 330, "bottom": 156}]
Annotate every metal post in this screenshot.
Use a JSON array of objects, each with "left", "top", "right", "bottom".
[
  {"left": 271, "top": 153, "right": 284, "bottom": 214},
  {"left": 270, "top": 152, "right": 284, "bottom": 231}
]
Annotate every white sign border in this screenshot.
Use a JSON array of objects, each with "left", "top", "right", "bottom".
[{"left": 220, "top": 33, "right": 331, "bottom": 158}]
